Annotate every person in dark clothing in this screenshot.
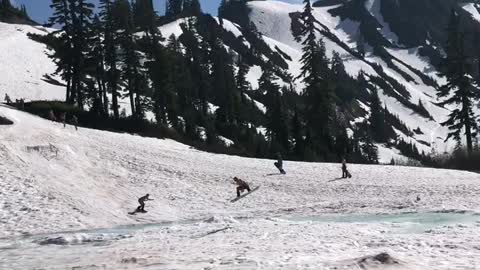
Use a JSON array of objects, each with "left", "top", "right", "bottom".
[
  {"left": 4, "top": 94, "right": 11, "bottom": 105},
  {"left": 233, "top": 177, "right": 251, "bottom": 197},
  {"left": 274, "top": 152, "right": 286, "bottom": 174},
  {"left": 342, "top": 158, "right": 351, "bottom": 178},
  {"left": 136, "top": 194, "right": 153, "bottom": 212}
]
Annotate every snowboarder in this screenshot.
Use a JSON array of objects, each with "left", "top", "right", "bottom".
[
  {"left": 274, "top": 152, "right": 286, "bottom": 174},
  {"left": 4, "top": 94, "right": 11, "bottom": 105},
  {"left": 71, "top": 115, "right": 78, "bottom": 130},
  {"left": 416, "top": 195, "right": 421, "bottom": 202},
  {"left": 233, "top": 177, "right": 251, "bottom": 198},
  {"left": 342, "top": 158, "right": 351, "bottom": 178},
  {"left": 136, "top": 194, "right": 153, "bottom": 212}
]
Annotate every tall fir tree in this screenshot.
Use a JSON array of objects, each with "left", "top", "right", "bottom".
[
  {"left": 114, "top": 0, "right": 145, "bottom": 118},
  {"left": 87, "top": 14, "right": 108, "bottom": 115},
  {"left": 298, "top": 0, "right": 335, "bottom": 160},
  {"left": 166, "top": 0, "right": 182, "bottom": 18},
  {"left": 369, "top": 87, "right": 386, "bottom": 142},
  {"left": 133, "top": 0, "right": 158, "bottom": 37},
  {"left": 236, "top": 56, "right": 250, "bottom": 103},
  {"left": 100, "top": 0, "right": 121, "bottom": 118},
  {"left": 1, "top": 0, "right": 11, "bottom": 9},
  {"left": 184, "top": 0, "right": 201, "bottom": 16},
  {"left": 437, "top": 10, "right": 479, "bottom": 156},
  {"left": 49, "top": 0, "right": 74, "bottom": 102},
  {"left": 260, "top": 68, "right": 290, "bottom": 153}
]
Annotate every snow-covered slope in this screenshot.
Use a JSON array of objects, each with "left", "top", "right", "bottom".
[
  {"left": 1, "top": 105, "right": 480, "bottom": 269},
  {"left": 2, "top": 1, "right": 480, "bottom": 162},
  {"left": 0, "top": 22, "right": 64, "bottom": 101}
]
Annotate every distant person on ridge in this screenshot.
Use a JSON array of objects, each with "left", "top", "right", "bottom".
[
  {"left": 4, "top": 94, "right": 11, "bottom": 105},
  {"left": 136, "top": 194, "right": 153, "bottom": 212},
  {"left": 233, "top": 177, "right": 251, "bottom": 198},
  {"left": 274, "top": 152, "right": 286, "bottom": 174}
]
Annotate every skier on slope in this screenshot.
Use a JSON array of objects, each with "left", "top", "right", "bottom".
[
  {"left": 233, "top": 177, "right": 251, "bottom": 197},
  {"left": 274, "top": 152, "right": 286, "bottom": 174},
  {"left": 136, "top": 194, "right": 153, "bottom": 212}
]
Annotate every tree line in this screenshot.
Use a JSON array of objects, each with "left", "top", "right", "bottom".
[{"left": 38, "top": 0, "right": 387, "bottom": 164}]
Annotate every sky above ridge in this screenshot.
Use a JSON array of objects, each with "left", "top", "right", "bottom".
[{"left": 13, "top": 0, "right": 304, "bottom": 24}]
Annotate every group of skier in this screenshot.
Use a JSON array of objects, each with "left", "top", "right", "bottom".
[{"left": 133, "top": 154, "right": 351, "bottom": 213}]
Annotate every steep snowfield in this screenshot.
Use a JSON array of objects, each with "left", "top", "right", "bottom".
[
  {"left": 0, "top": 22, "right": 64, "bottom": 101},
  {"left": 1, "top": 105, "right": 480, "bottom": 269}
]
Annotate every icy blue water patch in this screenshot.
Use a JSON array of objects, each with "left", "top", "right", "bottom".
[{"left": 287, "top": 212, "right": 480, "bottom": 233}]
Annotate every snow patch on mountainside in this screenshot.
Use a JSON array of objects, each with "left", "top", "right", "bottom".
[
  {"left": 364, "top": 0, "right": 400, "bottom": 45},
  {"left": 0, "top": 22, "right": 64, "bottom": 102},
  {"left": 247, "top": 1, "right": 455, "bottom": 155},
  {"left": 461, "top": 3, "right": 480, "bottom": 23}
]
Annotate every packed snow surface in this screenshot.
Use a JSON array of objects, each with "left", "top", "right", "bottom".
[
  {"left": 0, "top": 23, "right": 65, "bottom": 101},
  {"left": 1, "top": 105, "right": 480, "bottom": 269}
]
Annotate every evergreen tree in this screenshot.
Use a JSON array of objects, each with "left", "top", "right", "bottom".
[
  {"left": 1, "top": 0, "right": 11, "bottom": 9},
  {"left": 361, "top": 133, "right": 379, "bottom": 164},
  {"left": 218, "top": 0, "right": 227, "bottom": 19},
  {"left": 291, "top": 108, "right": 305, "bottom": 159},
  {"left": 49, "top": 0, "right": 94, "bottom": 107},
  {"left": 298, "top": 0, "right": 335, "bottom": 159},
  {"left": 331, "top": 51, "right": 355, "bottom": 104},
  {"left": 87, "top": 15, "right": 108, "bottom": 115},
  {"left": 437, "top": 10, "right": 479, "bottom": 156},
  {"left": 236, "top": 56, "right": 250, "bottom": 103},
  {"left": 184, "top": 0, "right": 201, "bottom": 16},
  {"left": 100, "top": 0, "right": 121, "bottom": 118},
  {"left": 69, "top": 0, "right": 94, "bottom": 107},
  {"left": 369, "top": 87, "right": 386, "bottom": 142},
  {"left": 133, "top": 0, "right": 158, "bottom": 37},
  {"left": 166, "top": 0, "right": 182, "bottom": 17},
  {"left": 115, "top": 0, "right": 145, "bottom": 118},
  {"left": 260, "top": 68, "right": 290, "bottom": 153},
  {"left": 49, "top": 0, "right": 74, "bottom": 102},
  {"left": 209, "top": 36, "right": 237, "bottom": 135}
]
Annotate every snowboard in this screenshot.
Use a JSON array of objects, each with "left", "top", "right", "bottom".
[
  {"left": 230, "top": 186, "right": 260, "bottom": 203},
  {"left": 128, "top": 209, "right": 148, "bottom": 215},
  {"left": 347, "top": 171, "right": 352, "bottom": 178}
]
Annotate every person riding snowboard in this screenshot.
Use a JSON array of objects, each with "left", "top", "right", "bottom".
[
  {"left": 136, "top": 194, "right": 153, "bottom": 212},
  {"left": 233, "top": 177, "right": 251, "bottom": 198},
  {"left": 274, "top": 152, "right": 286, "bottom": 174}
]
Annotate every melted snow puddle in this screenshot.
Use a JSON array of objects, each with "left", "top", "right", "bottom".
[{"left": 286, "top": 211, "right": 480, "bottom": 233}]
